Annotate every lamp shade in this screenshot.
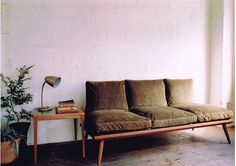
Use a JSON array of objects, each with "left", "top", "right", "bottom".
[{"left": 45, "top": 76, "right": 61, "bottom": 88}]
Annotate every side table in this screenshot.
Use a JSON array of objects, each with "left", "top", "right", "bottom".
[{"left": 33, "top": 108, "right": 85, "bottom": 164}]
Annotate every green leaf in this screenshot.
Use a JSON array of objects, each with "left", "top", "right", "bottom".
[{"left": 1, "top": 65, "right": 34, "bottom": 124}]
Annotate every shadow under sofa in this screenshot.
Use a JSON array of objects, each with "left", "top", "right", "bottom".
[{"left": 85, "top": 79, "right": 233, "bottom": 166}]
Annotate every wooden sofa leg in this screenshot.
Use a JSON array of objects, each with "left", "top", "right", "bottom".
[
  {"left": 192, "top": 128, "right": 194, "bottom": 131},
  {"left": 222, "top": 124, "right": 231, "bottom": 144},
  {"left": 98, "top": 140, "right": 105, "bottom": 166}
]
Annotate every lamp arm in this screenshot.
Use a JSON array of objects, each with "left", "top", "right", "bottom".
[{"left": 41, "top": 81, "right": 46, "bottom": 108}]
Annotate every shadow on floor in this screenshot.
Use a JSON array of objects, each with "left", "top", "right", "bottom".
[{"left": 3, "top": 126, "right": 234, "bottom": 166}]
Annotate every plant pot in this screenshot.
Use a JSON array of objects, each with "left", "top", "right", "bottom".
[
  {"left": 9, "top": 122, "right": 30, "bottom": 141},
  {"left": 0, "top": 138, "right": 21, "bottom": 164}
]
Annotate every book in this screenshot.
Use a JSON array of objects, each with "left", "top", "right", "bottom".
[
  {"left": 56, "top": 99, "right": 81, "bottom": 114},
  {"left": 56, "top": 106, "right": 80, "bottom": 114},
  {"left": 58, "top": 100, "right": 75, "bottom": 107}
]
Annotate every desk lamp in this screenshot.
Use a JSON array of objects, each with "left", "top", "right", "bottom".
[{"left": 38, "top": 76, "right": 61, "bottom": 112}]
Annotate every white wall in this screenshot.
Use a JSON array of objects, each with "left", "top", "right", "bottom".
[
  {"left": 208, "top": 0, "right": 224, "bottom": 105},
  {"left": 1, "top": 0, "right": 232, "bottom": 145},
  {"left": 208, "top": 0, "right": 235, "bottom": 113},
  {"left": 222, "top": 0, "right": 234, "bottom": 112}
]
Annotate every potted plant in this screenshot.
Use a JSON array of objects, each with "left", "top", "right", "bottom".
[
  {"left": 1, "top": 117, "right": 20, "bottom": 164},
  {"left": 1, "top": 65, "right": 34, "bottom": 164}
]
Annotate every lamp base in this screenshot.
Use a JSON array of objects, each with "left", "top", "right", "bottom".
[{"left": 38, "top": 106, "right": 53, "bottom": 112}]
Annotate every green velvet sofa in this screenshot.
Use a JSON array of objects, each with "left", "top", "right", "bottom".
[{"left": 85, "top": 79, "right": 233, "bottom": 166}]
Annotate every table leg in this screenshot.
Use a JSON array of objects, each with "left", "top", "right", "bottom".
[
  {"left": 74, "top": 119, "right": 77, "bottom": 141},
  {"left": 34, "top": 118, "right": 38, "bottom": 164},
  {"left": 80, "top": 117, "right": 86, "bottom": 158}
]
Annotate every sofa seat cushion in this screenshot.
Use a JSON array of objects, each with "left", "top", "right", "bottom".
[
  {"left": 126, "top": 79, "right": 167, "bottom": 109},
  {"left": 131, "top": 106, "right": 197, "bottom": 128},
  {"left": 87, "top": 109, "right": 152, "bottom": 134},
  {"left": 172, "top": 103, "right": 233, "bottom": 122}
]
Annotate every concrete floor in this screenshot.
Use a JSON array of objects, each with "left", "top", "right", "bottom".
[{"left": 8, "top": 126, "right": 234, "bottom": 166}]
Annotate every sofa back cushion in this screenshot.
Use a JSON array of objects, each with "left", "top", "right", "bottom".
[
  {"left": 86, "top": 80, "right": 128, "bottom": 112},
  {"left": 164, "top": 79, "right": 193, "bottom": 106},
  {"left": 126, "top": 79, "right": 167, "bottom": 109}
]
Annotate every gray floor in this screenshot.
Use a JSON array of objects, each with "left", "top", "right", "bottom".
[{"left": 13, "top": 126, "right": 234, "bottom": 166}]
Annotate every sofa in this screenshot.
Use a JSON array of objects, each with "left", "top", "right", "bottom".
[{"left": 85, "top": 79, "right": 233, "bottom": 166}]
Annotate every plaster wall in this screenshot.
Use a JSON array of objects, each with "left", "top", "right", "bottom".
[
  {"left": 1, "top": 0, "right": 233, "bottom": 145},
  {"left": 222, "top": 0, "right": 234, "bottom": 112}
]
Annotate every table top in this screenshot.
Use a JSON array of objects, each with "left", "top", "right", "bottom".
[{"left": 34, "top": 107, "right": 84, "bottom": 120}]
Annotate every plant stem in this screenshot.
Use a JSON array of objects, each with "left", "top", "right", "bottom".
[{"left": 10, "top": 94, "right": 19, "bottom": 123}]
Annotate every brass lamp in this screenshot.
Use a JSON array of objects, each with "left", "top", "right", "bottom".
[{"left": 38, "top": 76, "right": 61, "bottom": 112}]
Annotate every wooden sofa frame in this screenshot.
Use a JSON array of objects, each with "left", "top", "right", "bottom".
[{"left": 86, "top": 119, "right": 233, "bottom": 166}]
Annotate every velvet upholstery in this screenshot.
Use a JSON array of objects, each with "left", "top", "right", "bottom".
[
  {"left": 87, "top": 109, "right": 151, "bottom": 134},
  {"left": 86, "top": 81, "right": 128, "bottom": 112},
  {"left": 126, "top": 79, "right": 167, "bottom": 109},
  {"left": 172, "top": 103, "right": 233, "bottom": 122},
  {"left": 85, "top": 79, "right": 234, "bottom": 136},
  {"left": 164, "top": 79, "right": 193, "bottom": 106},
  {"left": 131, "top": 106, "right": 197, "bottom": 128}
]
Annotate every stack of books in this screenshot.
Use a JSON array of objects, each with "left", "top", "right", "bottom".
[{"left": 56, "top": 100, "right": 80, "bottom": 114}]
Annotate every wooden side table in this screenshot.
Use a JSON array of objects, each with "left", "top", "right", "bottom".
[{"left": 33, "top": 108, "right": 85, "bottom": 164}]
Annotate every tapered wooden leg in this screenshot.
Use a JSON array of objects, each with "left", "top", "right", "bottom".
[
  {"left": 34, "top": 118, "right": 38, "bottom": 164},
  {"left": 222, "top": 124, "right": 231, "bottom": 144},
  {"left": 98, "top": 140, "right": 104, "bottom": 166},
  {"left": 74, "top": 119, "right": 77, "bottom": 141},
  {"left": 192, "top": 128, "right": 194, "bottom": 131},
  {"left": 80, "top": 117, "right": 86, "bottom": 158}
]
